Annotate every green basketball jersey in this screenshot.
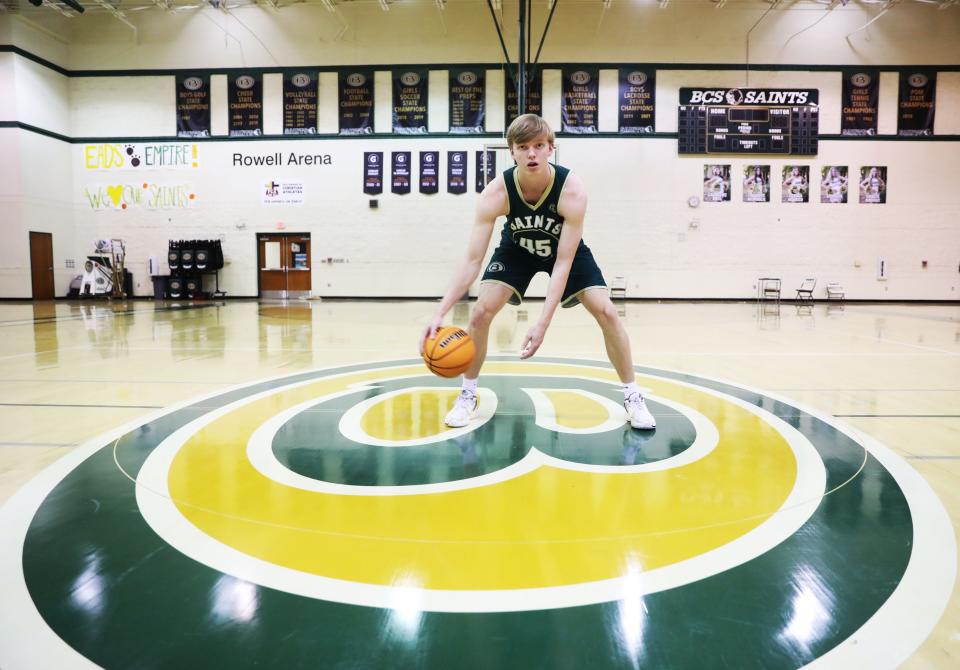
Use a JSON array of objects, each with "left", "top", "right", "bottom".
[{"left": 499, "top": 164, "right": 581, "bottom": 262}]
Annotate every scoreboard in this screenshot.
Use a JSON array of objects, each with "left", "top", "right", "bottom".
[{"left": 678, "top": 88, "right": 819, "bottom": 155}]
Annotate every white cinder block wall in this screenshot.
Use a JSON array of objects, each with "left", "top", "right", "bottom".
[{"left": 1, "top": 2, "right": 959, "bottom": 299}]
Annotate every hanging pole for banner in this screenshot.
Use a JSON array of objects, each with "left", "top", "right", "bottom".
[
  {"left": 486, "top": 1, "right": 514, "bottom": 71},
  {"left": 527, "top": 0, "right": 532, "bottom": 66},
  {"left": 518, "top": 0, "right": 527, "bottom": 115},
  {"left": 530, "top": 0, "right": 559, "bottom": 91}
]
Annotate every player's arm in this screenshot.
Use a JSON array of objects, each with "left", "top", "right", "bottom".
[
  {"left": 520, "top": 173, "right": 586, "bottom": 360},
  {"left": 419, "top": 177, "right": 507, "bottom": 353}
]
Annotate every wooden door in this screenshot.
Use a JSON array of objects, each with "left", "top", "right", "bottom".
[
  {"left": 257, "top": 233, "right": 311, "bottom": 298},
  {"left": 286, "top": 236, "right": 311, "bottom": 294},
  {"left": 29, "top": 232, "right": 55, "bottom": 300}
]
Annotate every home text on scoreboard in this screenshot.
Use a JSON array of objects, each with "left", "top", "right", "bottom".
[{"left": 678, "top": 88, "right": 819, "bottom": 156}]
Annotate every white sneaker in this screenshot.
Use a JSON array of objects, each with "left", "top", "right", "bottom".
[
  {"left": 444, "top": 390, "right": 478, "bottom": 427},
  {"left": 624, "top": 392, "right": 656, "bottom": 430}
]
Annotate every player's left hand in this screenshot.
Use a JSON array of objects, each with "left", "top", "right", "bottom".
[{"left": 520, "top": 323, "right": 547, "bottom": 359}]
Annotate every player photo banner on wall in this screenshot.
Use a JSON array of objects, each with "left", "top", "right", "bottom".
[
  {"left": 820, "top": 166, "right": 849, "bottom": 204},
  {"left": 176, "top": 75, "right": 210, "bottom": 138},
  {"left": 898, "top": 70, "right": 937, "bottom": 136},
  {"left": 392, "top": 69, "right": 428, "bottom": 134},
  {"left": 841, "top": 69, "right": 879, "bottom": 136},
  {"left": 419, "top": 151, "right": 439, "bottom": 194},
  {"left": 742, "top": 165, "right": 770, "bottom": 203},
  {"left": 339, "top": 69, "right": 375, "bottom": 136},
  {"left": 562, "top": 67, "right": 599, "bottom": 133},
  {"left": 228, "top": 73, "right": 263, "bottom": 137},
  {"left": 447, "top": 151, "right": 467, "bottom": 194},
  {"left": 449, "top": 68, "right": 485, "bottom": 134},
  {"left": 618, "top": 68, "right": 656, "bottom": 134},
  {"left": 476, "top": 150, "right": 496, "bottom": 193},
  {"left": 504, "top": 67, "right": 543, "bottom": 125},
  {"left": 391, "top": 152, "right": 412, "bottom": 195},
  {"left": 782, "top": 166, "right": 810, "bottom": 203},
  {"left": 283, "top": 72, "right": 318, "bottom": 135},
  {"left": 363, "top": 152, "right": 383, "bottom": 195},
  {"left": 859, "top": 166, "right": 887, "bottom": 204},
  {"left": 703, "top": 165, "right": 731, "bottom": 202}
]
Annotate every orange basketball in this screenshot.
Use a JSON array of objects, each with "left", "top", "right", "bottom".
[{"left": 423, "top": 326, "right": 475, "bottom": 378}]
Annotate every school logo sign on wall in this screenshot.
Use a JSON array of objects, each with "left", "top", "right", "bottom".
[{"left": 0, "top": 358, "right": 953, "bottom": 668}]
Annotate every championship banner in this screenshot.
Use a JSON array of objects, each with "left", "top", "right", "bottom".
[
  {"left": 820, "top": 166, "right": 849, "bottom": 204},
  {"left": 476, "top": 150, "right": 496, "bottom": 193},
  {"left": 419, "top": 152, "right": 439, "bottom": 194},
  {"left": 742, "top": 165, "right": 770, "bottom": 203},
  {"left": 393, "top": 69, "right": 428, "bottom": 134},
  {"left": 504, "top": 68, "right": 542, "bottom": 125},
  {"left": 176, "top": 75, "right": 210, "bottom": 138},
  {"left": 228, "top": 73, "right": 263, "bottom": 137},
  {"left": 562, "top": 67, "right": 599, "bottom": 134},
  {"left": 898, "top": 70, "right": 937, "bottom": 136},
  {"left": 447, "top": 151, "right": 467, "bottom": 194},
  {"left": 781, "top": 166, "right": 810, "bottom": 203},
  {"left": 363, "top": 152, "right": 383, "bottom": 195},
  {"left": 449, "top": 68, "right": 485, "bottom": 134},
  {"left": 841, "top": 69, "right": 879, "bottom": 136},
  {"left": 859, "top": 166, "right": 887, "bottom": 204},
  {"left": 283, "top": 71, "right": 318, "bottom": 135},
  {"left": 340, "top": 69, "right": 375, "bottom": 136},
  {"left": 618, "top": 68, "right": 656, "bottom": 134},
  {"left": 391, "top": 152, "right": 412, "bottom": 195},
  {"left": 703, "top": 165, "right": 730, "bottom": 203}
]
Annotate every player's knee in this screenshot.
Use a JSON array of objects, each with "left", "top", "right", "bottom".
[
  {"left": 470, "top": 302, "right": 497, "bottom": 330},
  {"left": 592, "top": 301, "right": 620, "bottom": 328}
]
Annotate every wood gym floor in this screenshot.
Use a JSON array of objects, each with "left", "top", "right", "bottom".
[{"left": 0, "top": 298, "right": 957, "bottom": 669}]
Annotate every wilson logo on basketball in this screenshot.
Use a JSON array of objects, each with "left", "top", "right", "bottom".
[{"left": 422, "top": 326, "right": 476, "bottom": 377}]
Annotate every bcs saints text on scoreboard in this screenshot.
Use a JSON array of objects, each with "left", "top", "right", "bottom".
[{"left": 678, "top": 88, "right": 819, "bottom": 155}]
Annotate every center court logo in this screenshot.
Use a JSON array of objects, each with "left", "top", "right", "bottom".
[{"left": 1, "top": 358, "right": 953, "bottom": 669}]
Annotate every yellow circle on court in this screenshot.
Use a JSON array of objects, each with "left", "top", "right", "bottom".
[{"left": 167, "top": 362, "right": 796, "bottom": 590}]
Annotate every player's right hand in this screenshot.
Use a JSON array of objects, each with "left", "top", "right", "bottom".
[{"left": 419, "top": 315, "right": 443, "bottom": 355}]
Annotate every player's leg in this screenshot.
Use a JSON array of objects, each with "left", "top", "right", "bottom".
[
  {"left": 578, "top": 288, "right": 635, "bottom": 383},
  {"left": 443, "top": 281, "right": 517, "bottom": 428},
  {"left": 465, "top": 281, "right": 515, "bottom": 378},
  {"left": 578, "top": 289, "right": 655, "bottom": 430},
  {"left": 563, "top": 248, "right": 656, "bottom": 430}
]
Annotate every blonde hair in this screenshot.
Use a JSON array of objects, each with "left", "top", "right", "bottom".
[{"left": 506, "top": 114, "right": 555, "bottom": 149}]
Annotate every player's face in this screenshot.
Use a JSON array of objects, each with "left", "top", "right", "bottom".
[
  {"left": 792, "top": 167, "right": 800, "bottom": 176},
  {"left": 510, "top": 133, "right": 554, "bottom": 174}
]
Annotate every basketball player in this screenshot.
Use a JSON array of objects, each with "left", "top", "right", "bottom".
[{"left": 419, "top": 114, "right": 655, "bottom": 431}]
